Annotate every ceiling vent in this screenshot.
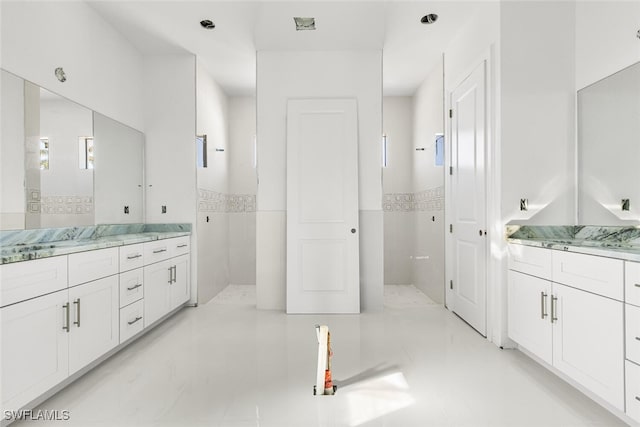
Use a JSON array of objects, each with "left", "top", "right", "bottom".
[{"left": 294, "top": 17, "right": 316, "bottom": 31}]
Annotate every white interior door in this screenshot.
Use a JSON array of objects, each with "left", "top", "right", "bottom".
[
  {"left": 286, "top": 99, "right": 360, "bottom": 314},
  {"left": 449, "top": 61, "right": 487, "bottom": 336}
]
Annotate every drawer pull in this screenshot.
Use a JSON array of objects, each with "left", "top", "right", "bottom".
[
  {"left": 636, "top": 336, "right": 640, "bottom": 341},
  {"left": 73, "top": 299, "right": 81, "bottom": 327},
  {"left": 127, "top": 283, "right": 142, "bottom": 291},
  {"left": 127, "top": 254, "right": 142, "bottom": 260},
  {"left": 635, "top": 284, "right": 640, "bottom": 288},
  {"left": 153, "top": 248, "right": 167, "bottom": 254},
  {"left": 128, "top": 316, "right": 143, "bottom": 326},
  {"left": 62, "top": 303, "right": 70, "bottom": 332},
  {"left": 177, "top": 244, "right": 188, "bottom": 248},
  {"left": 540, "top": 292, "right": 548, "bottom": 319}
]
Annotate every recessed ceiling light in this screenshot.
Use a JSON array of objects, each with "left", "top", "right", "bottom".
[
  {"left": 420, "top": 14, "right": 438, "bottom": 24},
  {"left": 294, "top": 17, "right": 316, "bottom": 31},
  {"left": 200, "top": 19, "right": 215, "bottom": 30}
]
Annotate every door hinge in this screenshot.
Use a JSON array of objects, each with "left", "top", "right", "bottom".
[
  {"left": 449, "top": 166, "right": 453, "bottom": 175},
  {"left": 449, "top": 224, "right": 453, "bottom": 233},
  {"left": 449, "top": 109, "right": 453, "bottom": 118},
  {"left": 450, "top": 280, "right": 453, "bottom": 290}
]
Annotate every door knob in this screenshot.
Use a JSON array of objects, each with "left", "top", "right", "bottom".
[{"left": 351, "top": 228, "right": 356, "bottom": 234}]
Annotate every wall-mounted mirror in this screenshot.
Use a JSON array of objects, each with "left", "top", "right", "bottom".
[
  {"left": 578, "top": 61, "right": 640, "bottom": 225},
  {"left": 0, "top": 69, "right": 144, "bottom": 230}
]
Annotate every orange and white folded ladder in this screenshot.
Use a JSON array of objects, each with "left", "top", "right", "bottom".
[{"left": 314, "top": 325, "right": 336, "bottom": 395}]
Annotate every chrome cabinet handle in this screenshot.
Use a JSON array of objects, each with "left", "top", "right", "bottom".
[
  {"left": 167, "top": 266, "right": 173, "bottom": 284},
  {"left": 128, "top": 316, "right": 143, "bottom": 326},
  {"left": 171, "top": 265, "right": 177, "bottom": 283},
  {"left": 550, "top": 295, "right": 558, "bottom": 323},
  {"left": 127, "top": 254, "right": 142, "bottom": 260},
  {"left": 177, "top": 244, "right": 188, "bottom": 248},
  {"left": 62, "top": 303, "right": 70, "bottom": 332},
  {"left": 73, "top": 299, "right": 81, "bottom": 327},
  {"left": 540, "top": 292, "right": 548, "bottom": 319},
  {"left": 127, "top": 283, "right": 142, "bottom": 291},
  {"left": 635, "top": 284, "right": 640, "bottom": 288},
  {"left": 153, "top": 248, "right": 167, "bottom": 254}
]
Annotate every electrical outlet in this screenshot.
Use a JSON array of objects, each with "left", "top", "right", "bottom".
[
  {"left": 161, "top": 205, "right": 167, "bottom": 214},
  {"left": 520, "top": 198, "right": 528, "bottom": 211},
  {"left": 622, "top": 199, "right": 630, "bottom": 211},
  {"left": 124, "top": 206, "right": 129, "bottom": 214}
]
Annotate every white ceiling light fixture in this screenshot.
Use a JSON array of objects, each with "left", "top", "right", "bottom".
[
  {"left": 420, "top": 14, "right": 438, "bottom": 24},
  {"left": 294, "top": 17, "right": 316, "bottom": 31},
  {"left": 200, "top": 19, "right": 215, "bottom": 30}
]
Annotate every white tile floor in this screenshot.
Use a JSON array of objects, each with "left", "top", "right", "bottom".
[{"left": 14, "top": 285, "right": 625, "bottom": 427}]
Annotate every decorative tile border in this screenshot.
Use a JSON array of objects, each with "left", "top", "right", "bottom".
[
  {"left": 383, "top": 186, "right": 444, "bottom": 212},
  {"left": 198, "top": 188, "right": 256, "bottom": 213},
  {"left": 27, "top": 189, "right": 93, "bottom": 215}
]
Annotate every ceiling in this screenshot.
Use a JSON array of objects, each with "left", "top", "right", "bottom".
[{"left": 88, "top": 1, "right": 484, "bottom": 96}]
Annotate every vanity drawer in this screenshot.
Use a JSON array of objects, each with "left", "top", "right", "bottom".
[
  {"left": 625, "top": 261, "right": 640, "bottom": 307},
  {"left": 120, "top": 300, "right": 144, "bottom": 343},
  {"left": 508, "top": 244, "right": 552, "bottom": 280},
  {"left": 171, "top": 236, "right": 190, "bottom": 257},
  {"left": 119, "top": 268, "right": 144, "bottom": 308},
  {"left": 69, "top": 247, "right": 119, "bottom": 287},
  {"left": 0, "top": 256, "right": 68, "bottom": 307},
  {"left": 144, "top": 240, "right": 172, "bottom": 264},
  {"left": 626, "top": 360, "right": 640, "bottom": 423},
  {"left": 119, "top": 244, "right": 144, "bottom": 272},
  {"left": 551, "top": 251, "right": 623, "bottom": 301}
]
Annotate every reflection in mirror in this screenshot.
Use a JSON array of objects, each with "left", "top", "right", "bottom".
[
  {"left": 578, "top": 61, "right": 640, "bottom": 225},
  {"left": 24, "top": 81, "right": 94, "bottom": 229},
  {"left": 94, "top": 113, "right": 144, "bottom": 224},
  {"left": 0, "top": 69, "right": 146, "bottom": 230}
]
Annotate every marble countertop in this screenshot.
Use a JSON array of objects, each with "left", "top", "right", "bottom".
[
  {"left": 0, "top": 224, "right": 191, "bottom": 264},
  {"left": 506, "top": 225, "right": 640, "bottom": 262}
]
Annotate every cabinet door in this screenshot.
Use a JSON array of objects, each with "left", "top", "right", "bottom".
[
  {"left": 68, "top": 276, "right": 119, "bottom": 375},
  {"left": 508, "top": 271, "right": 552, "bottom": 364},
  {"left": 1, "top": 289, "right": 69, "bottom": 413},
  {"left": 552, "top": 283, "right": 624, "bottom": 410},
  {"left": 170, "top": 254, "right": 190, "bottom": 310},
  {"left": 144, "top": 259, "right": 172, "bottom": 327}
]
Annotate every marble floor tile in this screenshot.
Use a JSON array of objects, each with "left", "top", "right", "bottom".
[{"left": 11, "top": 285, "right": 625, "bottom": 427}]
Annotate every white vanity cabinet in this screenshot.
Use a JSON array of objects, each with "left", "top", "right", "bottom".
[
  {"left": 67, "top": 275, "right": 119, "bottom": 375},
  {"left": 1, "top": 289, "right": 69, "bottom": 415},
  {"left": 143, "top": 250, "right": 190, "bottom": 328},
  {"left": 507, "top": 244, "right": 624, "bottom": 411},
  {"left": 0, "top": 234, "right": 190, "bottom": 417},
  {"left": 624, "top": 261, "right": 640, "bottom": 423}
]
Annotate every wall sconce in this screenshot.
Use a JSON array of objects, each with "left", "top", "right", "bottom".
[
  {"left": 54, "top": 67, "right": 66, "bottom": 82},
  {"left": 622, "top": 198, "right": 630, "bottom": 211}
]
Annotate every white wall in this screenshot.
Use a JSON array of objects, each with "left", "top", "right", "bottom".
[
  {"left": 196, "top": 61, "right": 230, "bottom": 304},
  {"left": 0, "top": 1, "right": 144, "bottom": 131},
  {"left": 144, "top": 54, "right": 197, "bottom": 302},
  {"left": 575, "top": 1, "right": 640, "bottom": 91},
  {"left": 501, "top": 1, "right": 576, "bottom": 226},
  {"left": 412, "top": 61, "right": 445, "bottom": 304},
  {"left": 228, "top": 97, "right": 257, "bottom": 286},
  {"left": 382, "top": 97, "right": 413, "bottom": 286},
  {"left": 0, "top": 71, "right": 25, "bottom": 230},
  {"left": 256, "top": 50, "right": 383, "bottom": 311}
]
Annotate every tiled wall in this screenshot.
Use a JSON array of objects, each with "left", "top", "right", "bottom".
[
  {"left": 197, "top": 188, "right": 256, "bottom": 213},
  {"left": 27, "top": 188, "right": 94, "bottom": 215},
  {"left": 383, "top": 186, "right": 444, "bottom": 212}
]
